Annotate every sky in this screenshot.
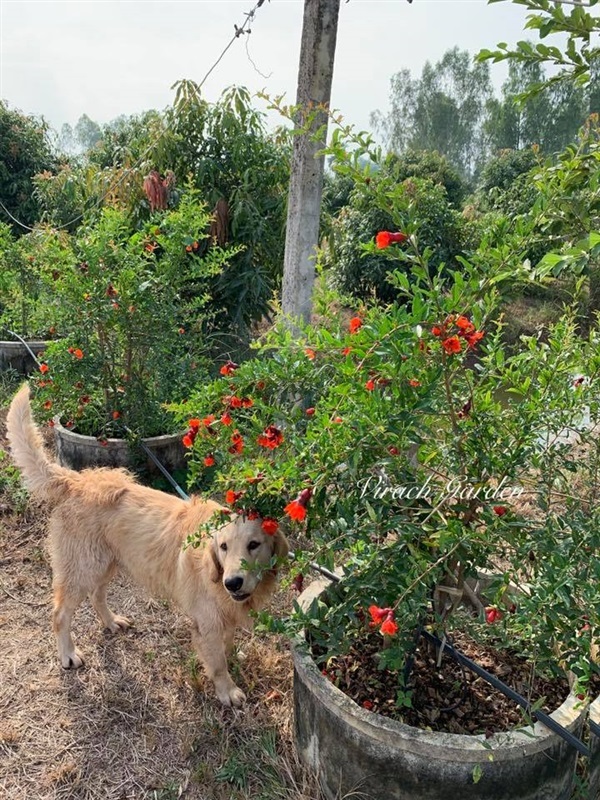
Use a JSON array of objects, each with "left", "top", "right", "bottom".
[{"left": 0, "top": 0, "right": 537, "bottom": 137}]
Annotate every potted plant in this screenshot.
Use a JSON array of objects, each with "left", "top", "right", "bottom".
[
  {"left": 172, "top": 196, "right": 598, "bottom": 797},
  {"left": 33, "top": 190, "right": 238, "bottom": 471}
]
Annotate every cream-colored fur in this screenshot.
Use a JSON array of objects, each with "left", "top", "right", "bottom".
[{"left": 6, "top": 384, "right": 288, "bottom": 707}]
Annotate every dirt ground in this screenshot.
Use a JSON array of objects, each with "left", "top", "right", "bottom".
[{"left": 0, "top": 403, "right": 322, "bottom": 800}]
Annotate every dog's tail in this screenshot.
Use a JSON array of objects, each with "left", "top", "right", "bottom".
[{"left": 6, "top": 383, "right": 71, "bottom": 504}]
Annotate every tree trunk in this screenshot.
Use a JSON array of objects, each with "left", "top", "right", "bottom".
[{"left": 281, "top": 0, "right": 341, "bottom": 325}]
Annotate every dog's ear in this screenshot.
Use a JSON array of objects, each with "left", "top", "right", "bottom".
[
  {"left": 271, "top": 530, "right": 289, "bottom": 562},
  {"left": 203, "top": 537, "right": 222, "bottom": 583}
]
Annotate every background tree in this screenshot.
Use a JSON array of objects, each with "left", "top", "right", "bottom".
[
  {"left": 0, "top": 101, "right": 56, "bottom": 232},
  {"left": 371, "top": 48, "right": 493, "bottom": 177}
]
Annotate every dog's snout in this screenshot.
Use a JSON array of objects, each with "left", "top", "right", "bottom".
[{"left": 224, "top": 576, "right": 244, "bottom": 593}]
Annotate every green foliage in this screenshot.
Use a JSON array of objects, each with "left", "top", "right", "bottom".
[
  {"left": 478, "top": 0, "right": 599, "bottom": 98},
  {"left": 385, "top": 149, "right": 468, "bottom": 207},
  {"left": 477, "top": 147, "right": 538, "bottom": 198},
  {"left": 155, "top": 83, "right": 290, "bottom": 337},
  {"left": 0, "top": 101, "right": 56, "bottom": 233},
  {"left": 32, "top": 192, "right": 238, "bottom": 437},
  {"left": 325, "top": 172, "right": 468, "bottom": 303},
  {"left": 0, "top": 222, "right": 68, "bottom": 338}
]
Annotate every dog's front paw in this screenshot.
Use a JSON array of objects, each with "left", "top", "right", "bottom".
[
  {"left": 106, "top": 615, "right": 132, "bottom": 633},
  {"left": 217, "top": 684, "right": 246, "bottom": 708},
  {"left": 60, "top": 649, "right": 84, "bottom": 669}
]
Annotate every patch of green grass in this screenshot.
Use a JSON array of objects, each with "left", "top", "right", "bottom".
[
  {"left": 0, "top": 368, "right": 22, "bottom": 407},
  {"left": 0, "top": 448, "right": 28, "bottom": 514}
]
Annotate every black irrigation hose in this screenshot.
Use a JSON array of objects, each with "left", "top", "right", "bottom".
[{"left": 421, "top": 629, "right": 590, "bottom": 758}]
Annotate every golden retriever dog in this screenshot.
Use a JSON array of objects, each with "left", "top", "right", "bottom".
[{"left": 6, "top": 384, "right": 288, "bottom": 707}]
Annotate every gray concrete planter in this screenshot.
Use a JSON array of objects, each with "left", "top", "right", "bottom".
[
  {"left": 53, "top": 418, "right": 186, "bottom": 474},
  {"left": 0, "top": 340, "right": 50, "bottom": 374},
  {"left": 589, "top": 695, "right": 600, "bottom": 796},
  {"left": 294, "top": 581, "right": 585, "bottom": 800}
]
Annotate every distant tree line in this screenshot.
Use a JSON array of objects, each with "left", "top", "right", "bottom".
[{"left": 371, "top": 46, "right": 598, "bottom": 178}]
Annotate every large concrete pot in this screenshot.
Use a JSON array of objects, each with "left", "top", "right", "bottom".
[
  {"left": 53, "top": 418, "right": 186, "bottom": 474},
  {"left": 293, "top": 581, "right": 586, "bottom": 800},
  {"left": 0, "top": 340, "right": 50, "bottom": 374},
  {"left": 589, "top": 695, "right": 600, "bottom": 797}
]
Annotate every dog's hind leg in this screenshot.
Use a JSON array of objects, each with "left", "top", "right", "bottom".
[
  {"left": 90, "top": 567, "right": 132, "bottom": 633},
  {"left": 52, "top": 583, "right": 86, "bottom": 669}
]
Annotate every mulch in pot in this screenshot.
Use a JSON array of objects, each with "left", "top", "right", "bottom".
[{"left": 319, "top": 629, "right": 570, "bottom": 736}]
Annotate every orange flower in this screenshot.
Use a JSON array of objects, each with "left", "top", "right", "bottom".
[
  {"left": 112, "top": 410, "right": 121, "bottom": 420},
  {"left": 465, "top": 330, "right": 484, "bottom": 349},
  {"left": 202, "top": 415, "right": 215, "bottom": 428},
  {"left": 229, "top": 431, "right": 244, "bottom": 454},
  {"left": 182, "top": 434, "right": 194, "bottom": 448},
  {"left": 442, "top": 336, "right": 462, "bottom": 354},
  {"left": 189, "top": 418, "right": 201, "bottom": 430},
  {"left": 456, "top": 316, "right": 475, "bottom": 334},
  {"left": 305, "top": 348, "right": 316, "bottom": 360},
  {"left": 203, "top": 454, "right": 215, "bottom": 467},
  {"left": 261, "top": 518, "right": 279, "bottom": 535},
  {"left": 341, "top": 346, "right": 352, "bottom": 356},
  {"left": 285, "top": 500, "right": 307, "bottom": 521},
  {"left": 380, "top": 616, "right": 398, "bottom": 636},
  {"left": 332, "top": 416, "right": 343, "bottom": 424},
  {"left": 43, "top": 400, "right": 53, "bottom": 410},
  {"left": 258, "top": 425, "right": 284, "bottom": 449},
  {"left": 368, "top": 605, "right": 392, "bottom": 625},
  {"left": 375, "top": 231, "right": 408, "bottom": 249},
  {"left": 221, "top": 412, "right": 233, "bottom": 426},
  {"left": 365, "top": 379, "right": 375, "bottom": 391},
  {"left": 220, "top": 360, "right": 238, "bottom": 376},
  {"left": 349, "top": 317, "right": 363, "bottom": 334},
  {"left": 225, "top": 489, "right": 242, "bottom": 505},
  {"left": 408, "top": 379, "right": 420, "bottom": 387},
  {"left": 39, "top": 363, "right": 49, "bottom": 374},
  {"left": 73, "top": 348, "right": 84, "bottom": 359}
]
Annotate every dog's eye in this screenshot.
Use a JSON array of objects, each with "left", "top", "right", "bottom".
[
  {"left": 220, "top": 543, "right": 228, "bottom": 552},
  {"left": 247, "top": 541, "right": 260, "bottom": 552}
]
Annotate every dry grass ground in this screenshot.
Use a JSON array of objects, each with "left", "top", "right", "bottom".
[{"left": 0, "top": 377, "right": 324, "bottom": 800}]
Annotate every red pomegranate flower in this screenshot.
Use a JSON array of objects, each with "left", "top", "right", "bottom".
[
  {"left": 182, "top": 433, "right": 194, "bottom": 448},
  {"left": 189, "top": 418, "right": 201, "bottom": 431},
  {"left": 493, "top": 506, "right": 507, "bottom": 517},
  {"left": 39, "top": 363, "right": 49, "bottom": 374},
  {"left": 375, "top": 231, "right": 408, "bottom": 249},
  {"left": 485, "top": 606, "right": 502, "bottom": 624},
  {"left": 220, "top": 360, "right": 239, "bottom": 376},
  {"left": 442, "top": 336, "right": 462, "bottom": 354},
  {"left": 221, "top": 412, "right": 233, "bottom": 426},
  {"left": 72, "top": 348, "right": 84, "bottom": 359},
  {"left": 456, "top": 316, "right": 475, "bottom": 334},
  {"left": 285, "top": 500, "right": 307, "bottom": 521},
  {"left": 203, "top": 454, "right": 215, "bottom": 467},
  {"left": 306, "top": 407, "right": 315, "bottom": 416},
  {"left": 365, "top": 379, "right": 375, "bottom": 391},
  {"left": 408, "top": 379, "right": 420, "bottom": 387},
  {"left": 305, "top": 348, "right": 316, "bottom": 361},
  {"left": 368, "top": 605, "right": 392, "bottom": 625},
  {"left": 229, "top": 431, "right": 244, "bottom": 454},
  {"left": 202, "top": 415, "right": 215, "bottom": 428},
  {"left": 258, "top": 425, "right": 284, "bottom": 449},
  {"left": 465, "top": 330, "right": 484, "bottom": 349},
  {"left": 261, "top": 518, "right": 279, "bottom": 535},
  {"left": 431, "top": 325, "right": 443, "bottom": 337},
  {"left": 112, "top": 410, "right": 121, "bottom": 420},
  {"left": 225, "top": 489, "right": 242, "bottom": 506},
  {"left": 380, "top": 615, "right": 398, "bottom": 636},
  {"left": 349, "top": 317, "right": 363, "bottom": 334},
  {"left": 341, "top": 346, "right": 352, "bottom": 356}
]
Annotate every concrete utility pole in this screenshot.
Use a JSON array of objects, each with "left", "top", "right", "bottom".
[{"left": 281, "top": 0, "right": 341, "bottom": 325}]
